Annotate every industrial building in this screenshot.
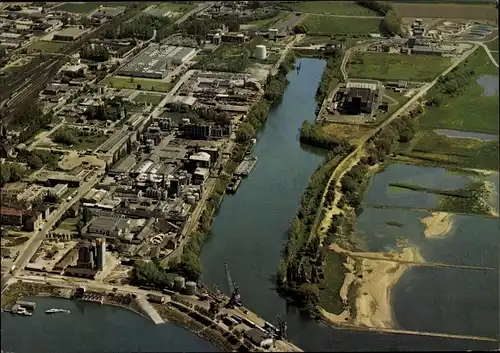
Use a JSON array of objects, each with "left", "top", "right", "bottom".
[
  {"left": 52, "top": 27, "right": 86, "bottom": 41},
  {"left": 118, "top": 44, "right": 196, "bottom": 79},
  {"left": 0, "top": 207, "right": 23, "bottom": 227},
  {"left": 334, "top": 80, "right": 383, "bottom": 116},
  {"left": 50, "top": 183, "right": 68, "bottom": 199}
]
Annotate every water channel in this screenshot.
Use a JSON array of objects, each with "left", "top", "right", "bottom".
[
  {"left": 200, "top": 58, "right": 498, "bottom": 351},
  {"left": 1, "top": 58, "right": 498, "bottom": 352}
]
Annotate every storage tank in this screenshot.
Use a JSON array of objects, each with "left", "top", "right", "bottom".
[
  {"left": 174, "top": 276, "right": 185, "bottom": 292},
  {"left": 187, "top": 195, "right": 196, "bottom": 205},
  {"left": 184, "top": 281, "right": 197, "bottom": 296},
  {"left": 255, "top": 45, "right": 267, "bottom": 60},
  {"left": 194, "top": 192, "right": 200, "bottom": 201}
]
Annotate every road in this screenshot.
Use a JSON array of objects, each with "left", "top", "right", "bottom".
[
  {"left": 175, "top": 2, "right": 215, "bottom": 25},
  {"left": 1, "top": 172, "right": 103, "bottom": 291}
]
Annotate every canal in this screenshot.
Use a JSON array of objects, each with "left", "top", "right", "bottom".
[{"left": 200, "top": 58, "right": 498, "bottom": 351}]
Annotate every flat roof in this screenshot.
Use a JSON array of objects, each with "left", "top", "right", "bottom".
[{"left": 54, "top": 27, "right": 86, "bottom": 38}]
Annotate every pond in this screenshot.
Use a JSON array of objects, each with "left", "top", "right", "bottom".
[
  {"left": 355, "top": 207, "right": 499, "bottom": 268},
  {"left": 363, "top": 164, "right": 473, "bottom": 209},
  {"left": 476, "top": 74, "right": 499, "bottom": 97},
  {"left": 392, "top": 266, "right": 499, "bottom": 339},
  {"left": 434, "top": 129, "right": 498, "bottom": 141}
]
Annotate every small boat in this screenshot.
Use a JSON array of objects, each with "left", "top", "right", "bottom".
[
  {"left": 16, "top": 307, "right": 32, "bottom": 316},
  {"left": 45, "top": 308, "right": 70, "bottom": 314}
]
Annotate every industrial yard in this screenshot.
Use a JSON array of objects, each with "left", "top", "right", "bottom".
[{"left": 0, "top": 1, "right": 498, "bottom": 352}]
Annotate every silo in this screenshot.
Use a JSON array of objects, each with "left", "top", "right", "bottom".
[
  {"left": 184, "top": 281, "right": 197, "bottom": 296},
  {"left": 187, "top": 195, "right": 196, "bottom": 205},
  {"left": 268, "top": 28, "right": 278, "bottom": 40},
  {"left": 255, "top": 45, "right": 267, "bottom": 60},
  {"left": 174, "top": 276, "right": 185, "bottom": 292},
  {"left": 194, "top": 192, "right": 200, "bottom": 201}
]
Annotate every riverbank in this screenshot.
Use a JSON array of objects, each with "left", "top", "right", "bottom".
[{"left": 1, "top": 279, "right": 302, "bottom": 352}]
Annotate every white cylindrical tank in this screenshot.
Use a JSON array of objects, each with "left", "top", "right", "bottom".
[
  {"left": 184, "top": 281, "right": 197, "bottom": 296},
  {"left": 194, "top": 192, "right": 200, "bottom": 201},
  {"left": 187, "top": 195, "right": 196, "bottom": 205},
  {"left": 174, "top": 276, "right": 185, "bottom": 292},
  {"left": 255, "top": 45, "right": 267, "bottom": 60}
]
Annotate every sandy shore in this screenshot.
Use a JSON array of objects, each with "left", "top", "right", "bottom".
[
  {"left": 421, "top": 212, "right": 453, "bottom": 238},
  {"left": 324, "top": 244, "right": 423, "bottom": 329}
]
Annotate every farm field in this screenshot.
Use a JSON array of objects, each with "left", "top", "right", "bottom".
[
  {"left": 27, "top": 40, "right": 68, "bottom": 54},
  {"left": 301, "top": 15, "right": 381, "bottom": 35},
  {"left": 52, "top": 2, "right": 101, "bottom": 13},
  {"left": 133, "top": 93, "right": 165, "bottom": 106},
  {"left": 288, "top": 1, "right": 378, "bottom": 16},
  {"left": 241, "top": 11, "right": 288, "bottom": 30},
  {"left": 101, "top": 76, "right": 174, "bottom": 93},
  {"left": 347, "top": 52, "right": 451, "bottom": 81},
  {"left": 419, "top": 48, "right": 499, "bottom": 134},
  {"left": 391, "top": 3, "right": 498, "bottom": 21}
]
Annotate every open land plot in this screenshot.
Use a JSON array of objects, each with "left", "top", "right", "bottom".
[
  {"left": 419, "top": 48, "right": 499, "bottom": 134},
  {"left": 50, "top": 128, "right": 108, "bottom": 151},
  {"left": 318, "top": 123, "right": 372, "bottom": 145},
  {"left": 407, "top": 129, "right": 499, "bottom": 171},
  {"left": 52, "top": 2, "right": 101, "bottom": 13},
  {"left": 194, "top": 44, "right": 251, "bottom": 73},
  {"left": 486, "top": 38, "right": 498, "bottom": 52},
  {"left": 288, "top": 1, "right": 378, "bottom": 16},
  {"left": 318, "top": 251, "right": 349, "bottom": 315},
  {"left": 347, "top": 52, "right": 451, "bottom": 82},
  {"left": 101, "top": 76, "right": 174, "bottom": 93},
  {"left": 391, "top": 3, "right": 498, "bottom": 21},
  {"left": 27, "top": 40, "right": 68, "bottom": 54},
  {"left": 133, "top": 92, "right": 165, "bottom": 106},
  {"left": 154, "top": 2, "right": 196, "bottom": 13},
  {"left": 374, "top": 90, "right": 410, "bottom": 124},
  {"left": 241, "top": 11, "right": 289, "bottom": 30},
  {"left": 301, "top": 15, "right": 381, "bottom": 35}
]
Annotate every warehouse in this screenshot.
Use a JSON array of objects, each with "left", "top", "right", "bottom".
[
  {"left": 118, "top": 44, "right": 196, "bottom": 79},
  {"left": 52, "top": 27, "right": 86, "bottom": 41}
]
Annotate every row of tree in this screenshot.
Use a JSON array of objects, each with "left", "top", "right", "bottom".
[
  {"left": 80, "top": 44, "right": 110, "bottom": 62},
  {"left": 315, "top": 51, "right": 343, "bottom": 107},
  {"left": 0, "top": 163, "right": 26, "bottom": 187},
  {"left": 277, "top": 104, "right": 423, "bottom": 311},
  {"left": 355, "top": 0, "right": 403, "bottom": 36},
  {"left": 426, "top": 64, "right": 475, "bottom": 107},
  {"left": 103, "top": 14, "right": 173, "bottom": 41}
]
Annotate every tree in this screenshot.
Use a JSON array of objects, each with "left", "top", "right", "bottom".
[
  {"left": 235, "top": 122, "right": 255, "bottom": 143},
  {"left": 53, "top": 130, "right": 76, "bottom": 145},
  {"left": 0, "top": 166, "right": 11, "bottom": 186},
  {"left": 8, "top": 164, "right": 25, "bottom": 182},
  {"left": 293, "top": 25, "right": 307, "bottom": 34},
  {"left": 27, "top": 155, "right": 43, "bottom": 170},
  {"left": 379, "top": 9, "right": 402, "bottom": 37}
]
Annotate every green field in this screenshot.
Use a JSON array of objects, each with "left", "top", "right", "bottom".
[
  {"left": 301, "top": 14, "right": 381, "bottom": 35},
  {"left": 486, "top": 38, "right": 498, "bottom": 52},
  {"left": 408, "top": 129, "right": 499, "bottom": 170},
  {"left": 243, "top": 11, "right": 289, "bottom": 30},
  {"left": 419, "top": 48, "right": 499, "bottom": 134},
  {"left": 318, "top": 251, "right": 347, "bottom": 315},
  {"left": 133, "top": 93, "right": 165, "bottom": 105},
  {"left": 101, "top": 76, "right": 174, "bottom": 93},
  {"left": 288, "top": 1, "right": 377, "bottom": 16},
  {"left": 347, "top": 52, "right": 451, "bottom": 81},
  {"left": 27, "top": 40, "right": 68, "bottom": 54},
  {"left": 195, "top": 44, "right": 251, "bottom": 73},
  {"left": 53, "top": 2, "right": 101, "bottom": 13},
  {"left": 155, "top": 2, "right": 196, "bottom": 12}
]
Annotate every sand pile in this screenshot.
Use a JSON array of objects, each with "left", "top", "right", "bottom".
[{"left": 421, "top": 212, "right": 453, "bottom": 238}]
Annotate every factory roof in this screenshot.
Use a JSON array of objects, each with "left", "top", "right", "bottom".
[
  {"left": 52, "top": 183, "right": 68, "bottom": 193},
  {"left": 347, "top": 88, "right": 373, "bottom": 104},
  {"left": 89, "top": 217, "right": 120, "bottom": 231},
  {"left": 111, "top": 154, "right": 137, "bottom": 174},
  {"left": 54, "top": 27, "right": 85, "bottom": 38},
  {"left": 194, "top": 167, "right": 210, "bottom": 177},
  {"left": 98, "top": 130, "right": 129, "bottom": 153},
  {"left": 244, "top": 329, "right": 270, "bottom": 344},
  {"left": 346, "top": 80, "right": 378, "bottom": 91},
  {"left": 412, "top": 45, "right": 443, "bottom": 52},
  {"left": 189, "top": 152, "right": 211, "bottom": 162}
]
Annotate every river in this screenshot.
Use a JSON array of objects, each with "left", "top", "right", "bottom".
[{"left": 1, "top": 58, "right": 497, "bottom": 352}]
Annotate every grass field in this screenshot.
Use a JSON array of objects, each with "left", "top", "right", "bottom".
[
  {"left": 195, "top": 44, "right": 251, "bottom": 73},
  {"left": 492, "top": 51, "right": 499, "bottom": 64},
  {"left": 409, "top": 129, "right": 499, "bottom": 170},
  {"left": 301, "top": 14, "right": 381, "bottom": 35},
  {"left": 53, "top": 2, "right": 101, "bottom": 13},
  {"left": 391, "top": 3, "right": 498, "bottom": 20},
  {"left": 486, "top": 38, "right": 498, "bottom": 52},
  {"left": 347, "top": 52, "right": 451, "bottom": 81},
  {"left": 27, "top": 40, "right": 68, "bottom": 54},
  {"left": 133, "top": 93, "right": 165, "bottom": 106},
  {"left": 101, "top": 76, "right": 174, "bottom": 93},
  {"left": 318, "top": 251, "right": 348, "bottom": 315},
  {"left": 419, "top": 48, "right": 499, "bottom": 134},
  {"left": 288, "top": 1, "right": 378, "bottom": 16},
  {"left": 242, "top": 11, "right": 289, "bottom": 30}
]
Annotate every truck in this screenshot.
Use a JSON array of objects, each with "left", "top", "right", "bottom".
[{"left": 10, "top": 265, "right": 16, "bottom": 273}]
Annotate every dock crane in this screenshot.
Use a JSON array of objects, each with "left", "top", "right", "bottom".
[{"left": 225, "top": 263, "right": 242, "bottom": 308}]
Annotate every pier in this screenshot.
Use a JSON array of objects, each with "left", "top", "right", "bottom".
[{"left": 136, "top": 295, "right": 165, "bottom": 325}]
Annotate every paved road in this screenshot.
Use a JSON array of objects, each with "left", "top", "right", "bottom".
[
  {"left": 175, "top": 2, "right": 215, "bottom": 25},
  {"left": 1, "top": 172, "right": 103, "bottom": 291}
]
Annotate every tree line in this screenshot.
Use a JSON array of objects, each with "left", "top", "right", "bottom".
[
  {"left": 355, "top": 0, "right": 403, "bottom": 37},
  {"left": 277, "top": 104, "right": 422, "bottom": 311}
]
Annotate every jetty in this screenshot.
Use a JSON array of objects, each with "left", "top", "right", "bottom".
[
  {"left": 235, "top": 156, "right": 258, "bottom": 177},
  {"left": 136, "top": 295, "right": 164, "bottom": 325}
]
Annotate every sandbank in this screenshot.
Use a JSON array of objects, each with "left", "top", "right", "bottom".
[{"left": 421, "top": 212, "right": 453, "bottom": 238}]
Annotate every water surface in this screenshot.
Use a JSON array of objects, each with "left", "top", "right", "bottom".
[
  {"left": 434, "top": 129, "right": 498, "bottom": 141},
  {"left": 476, "top": 74, "right": 499, "bottom": 97},
  {"left": 1, "top": 297, "right": 220, "bottom": 353}
]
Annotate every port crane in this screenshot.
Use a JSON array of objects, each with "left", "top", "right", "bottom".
[{"left": 224, "top": 263, "right": 242, "bottom": 308}]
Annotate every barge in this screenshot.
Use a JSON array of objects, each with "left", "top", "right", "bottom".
[
  {"left": 234, "top": 156, "right": 258, "bottom": 177},
  {"left": 226, "top": 177, "right": 242, "bottom": 194}
]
